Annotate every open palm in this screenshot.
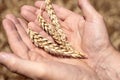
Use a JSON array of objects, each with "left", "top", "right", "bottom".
[
  {"left": 0, "top": 0, "right": 115, "bottom": 80},
  {"left": 21, "top": 1, "right": 113, "bottom": 67}
]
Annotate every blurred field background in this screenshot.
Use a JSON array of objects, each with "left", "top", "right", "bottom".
[{"left": 0, "top": 0, "right": 120, "bottom": 80}]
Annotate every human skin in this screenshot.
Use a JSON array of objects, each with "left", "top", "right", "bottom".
[{"left": 0, "top": 0, "right": 120, "bottom": 80}]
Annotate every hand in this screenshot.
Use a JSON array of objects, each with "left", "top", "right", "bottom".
[
  {"left": 0, "top": 14, "right": 99, "bottom": 80},
  {"left": 20, "top": 0, "right": 115, "bottom": 67},
  {"left": 0, "top": 0, "right": 120, "bottom": 80},
  {"left": 0, "top": 0, "right": 100, "bottom": 79},
  {"left": 20, "top": 0, "right": 120, "bottom": 79}
]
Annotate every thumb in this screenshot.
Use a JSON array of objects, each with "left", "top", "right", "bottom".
[{"left": 0, "top": 52, "right": 46, "bottom": 79}]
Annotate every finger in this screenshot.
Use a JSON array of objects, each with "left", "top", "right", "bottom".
[
  {"left": 0, "top": 53, "right": 46, "bottom": 79},
  {"left": 0, "top": 53, "right": 86, "bottom": 80},
  {"left": 78, "top": 0, "right": 102, "bottom": 21},
  {"left": 2, "top": 19, "right": 28, "bottom": 59},
  {"left": 18, "top": 18, "right": 36, "bottom": 49},
  {"left": 21, "top": 5, "right": 37, "bottom": 13},
  {"left": 35, "top": 1, "right": 73, "bottom": 21},
  {"left": 5, "top": 14, "right": 35, "bottom": 50},
  {"left": 20, "top": 5, "right": 37, "bottom": 22},
  {"left": 17, "top": 18, "right": 28, "bottom": 31},
  {"left": 21, "top": 9, "right": 36, "bottom": 22},
  {"left": 28, "top": 22, "right": 42, "bottom": 32},
  {"left": 36, "top": 10, "right": 54, "bottom": 23}
]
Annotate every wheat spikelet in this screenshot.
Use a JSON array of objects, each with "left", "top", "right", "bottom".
[
  {"left": 45, "top": 0, "right": 60, "bottom": 29},
  {"left": 45, "top": 0, "right": 67, "bottom": 43},
  {"left": 28, "top": 29, "right": 85, "bottom": 58},
  {"left": 44, "top": 0, "right": 76, "bottom": 51},
  {"left": 38, "top": 15, "right": 69, "bottom": 45}
]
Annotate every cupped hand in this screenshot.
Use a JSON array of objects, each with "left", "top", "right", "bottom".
[
  {"left": 0, "top": 0, "right": 101, "bottom": 79},
  {"left": 21, "top": 0, "right": 114, "bottom": 67},
  {"left": 0, "top": 0, "right": 117, "bottom": 80},
  {"left": 0, "top": 14, "right": 99, "bottom": 80},
  {"left": 20, "top": 1, "right": 119, "bottom": 79}
]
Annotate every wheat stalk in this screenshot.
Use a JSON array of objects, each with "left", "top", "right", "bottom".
[{"left": 27, "top": 0, "right": 87, "bottom": 59}]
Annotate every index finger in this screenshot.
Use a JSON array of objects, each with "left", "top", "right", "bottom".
[{"left": 35, "top": 1, "right": 73, "bottom": 21}]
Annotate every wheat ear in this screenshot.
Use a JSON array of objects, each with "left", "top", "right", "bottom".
[
  {"left": 44, "top": 0, "right": 86, "bottom": 55},
  {"left": 45, "top": 0, "right": 67, "bottom": 42},
  {"left": 27, "top": 0, "right": 87, "bottom": 59},
  {"left": 38, "top": 15, "right": 68, "bottom": 45},
  {"left": 28, "top": 29, "right": 85, "bottom": 58}
]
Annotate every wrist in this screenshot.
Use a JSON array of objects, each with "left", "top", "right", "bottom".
[{"left": 96, "top": 47, "right": 120, "bottom": 80}]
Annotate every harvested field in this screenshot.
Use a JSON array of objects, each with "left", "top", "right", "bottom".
[{"left": 0, "top": 0, "right": 120, "bottom": 80}]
